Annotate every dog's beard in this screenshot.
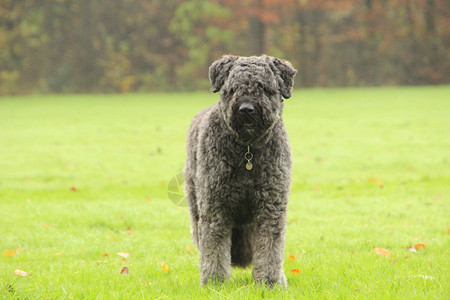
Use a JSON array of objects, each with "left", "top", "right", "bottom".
[{"left": 230, "top": 110, "right": 266, "bottom": 143}]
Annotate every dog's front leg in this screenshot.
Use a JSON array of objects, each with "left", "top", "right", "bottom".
[
  {"left": 252, "top": 203, "right": 288, "bottom": 288},
  {"left": 198, "top": 213, "right": 232, "bottom": 286}
]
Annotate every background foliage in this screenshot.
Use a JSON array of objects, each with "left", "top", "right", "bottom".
[{"left": 0, "top": 0, "right": 448, "bottom": 94}]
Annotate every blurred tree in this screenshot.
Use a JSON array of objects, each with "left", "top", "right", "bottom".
[
  {"left": 0, "top": 0, "right": 448, "bottom": 94},
  {"left": 170, "top": 0, "right": 234, "bottom": 90}
]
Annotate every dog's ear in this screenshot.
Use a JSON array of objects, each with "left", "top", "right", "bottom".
[
  {"left": 209, "top": 55, "right": 239, "bottom": 93},
  {"left": 266, "top": 57, "right": 297, "bottom": 99}
]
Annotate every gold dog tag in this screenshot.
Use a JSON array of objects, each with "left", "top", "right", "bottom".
[{"left": 246, "top": 162, "right": 253, "bottom": 170}]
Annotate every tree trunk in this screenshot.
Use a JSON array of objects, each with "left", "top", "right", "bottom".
[{"left": 248, "top": 15, "right": 265, "bottom": 55}]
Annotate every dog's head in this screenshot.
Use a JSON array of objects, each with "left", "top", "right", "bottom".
[{"left": 209, "top": 55, "right": 296, "bottom": 141}]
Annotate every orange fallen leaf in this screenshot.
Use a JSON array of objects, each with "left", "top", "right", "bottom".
[
  {"left": 374, "top": 248, "right": 391, "bottom": 257},
  {"left": 414, "top": 244, "right": 426, "bottom": 249},
  {"left": 290, "top": 268, "right": 301, "bottom": 274},
  {"left": 367, "top": 178, "right": 383, "bottom": 187},
  {"left": 102, "top": 253, "right": 109, "bottom": 257},
  {"left": 117, "top": 252, "right": 130, "bottom": 258},
  {"left": 289, "top": 254, "right": 295, "bottom": 261},
  {"left": 3, "top": 250, "right": 16, "bottom": 256},
  {"left": 146, "top": 197, "right": 152, "bottom": 202},
  {"left": 70, "top": 186, "right": 77, "bottom": 192},
  {"left": 161, "top": 264, "right": 170, "bottom": 272},
  {"left": 120, "top": 267, "right": 129, "bottom": 274},
  {"left": 14, "top": 269, "right": 28, "bottom": 276}
]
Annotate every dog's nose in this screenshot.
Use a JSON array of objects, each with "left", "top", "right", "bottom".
[{"left": 239, "top": 102, "right": 255, "bottom": 114}]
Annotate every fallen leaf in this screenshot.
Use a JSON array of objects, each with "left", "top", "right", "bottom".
[
  {"left": 146, "top": 197, "right": 152, "bottom": 202},
  {"left": 185, "top": 246, "right": 194, "bottom": 253},
  {"left": 367, "top": 178, "right": 383, "bottom": 187},
  {"left": 3, "top": 250, "right": 16, "bottom": 257},
  {"left": 289, "top": 254, "right": 295, "bottom": 261},
  {"left": 120, "top": 267, "right": 129, "bottom": 274},
  {"left": 407, "top": 246, "right": 417, "bottom": 253},
  {"left": 117, "top": 252, "right": 130, "bottom": 258},
  {"left": 70, "top": 186, "right": 77, "bottom": 192},
  {"left": 54, "top": 252, "right": 62, "bottom": 256},
  {"left": 290, "top": 268, "right": 301, "bottom": 274},
  {"left": 374, "top": 248, "right": 391, "bottom": 257},
  {"left": 161, "top": 264, "right": 170, "bottom": 272},
  {"left": 14, "top": 269, "right": 28, "bottom": 277},
  {"left": 102, "top": 253, "right": 109, "bottom": 257},
  {"left": 414, "top": 244, "right": 426, "bottom": 250}
]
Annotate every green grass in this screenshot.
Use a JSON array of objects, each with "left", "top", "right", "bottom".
[{"left": 0, "top": 87, "right": 449, "bottom": 299}]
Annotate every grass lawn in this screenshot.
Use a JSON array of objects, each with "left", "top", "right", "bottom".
[{"left": 0, "top": 86, "right": 449, "bottom": 299}]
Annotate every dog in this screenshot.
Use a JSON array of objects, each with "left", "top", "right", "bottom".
[{"left": 185, "top": 55, "right": 296, "bottom": 287}]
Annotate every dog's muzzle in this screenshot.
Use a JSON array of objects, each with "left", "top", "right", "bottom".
[{"left": 237, "top": 102, "right": 256, "bottom": 128}]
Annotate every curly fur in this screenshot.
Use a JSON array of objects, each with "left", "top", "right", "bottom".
[{"left": 185, "top": 55, "right": 297, "bottom": 287}]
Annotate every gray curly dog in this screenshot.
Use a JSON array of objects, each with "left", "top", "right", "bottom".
[{"left": 185, "top": 55, "right": 297, "bottom": 287}]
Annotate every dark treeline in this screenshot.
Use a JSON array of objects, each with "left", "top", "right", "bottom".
[{"left": 0, "top": 0, "right": 448, "bottom": 94}]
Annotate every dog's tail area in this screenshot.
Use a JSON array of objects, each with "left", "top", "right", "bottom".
[{"left": 231, "top": 225, "right": 253, "bottom": 268}]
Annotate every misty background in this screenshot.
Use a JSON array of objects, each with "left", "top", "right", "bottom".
[{"left": 1, "top": 0, "right": 448, "bottom": 95}]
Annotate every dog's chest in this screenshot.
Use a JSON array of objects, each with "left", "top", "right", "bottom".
[{"left": 233, "top": 189, "right": 255, "bottom": 225}]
